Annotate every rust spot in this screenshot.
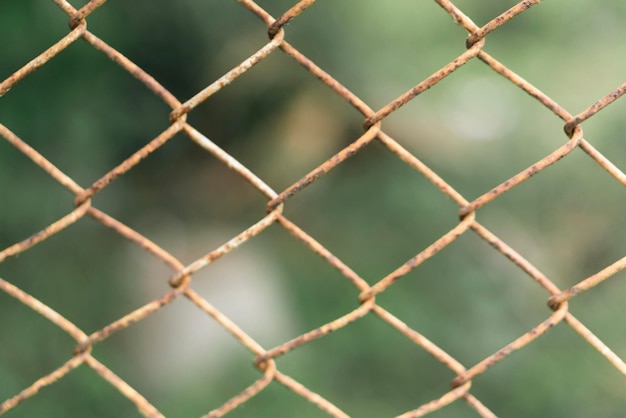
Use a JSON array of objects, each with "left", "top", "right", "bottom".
[
  {"left": 451, "top": 375, "right": 466, "bottom": 388},
  {"left": 73, "top": 339, "right": 92, "bottom": 356}
]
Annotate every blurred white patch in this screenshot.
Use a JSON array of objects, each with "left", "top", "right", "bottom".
[
  {"left": 122, "top": 220, "right": 297, "bottom": 388},
  {"left": 443, "top": 76, "right": 520, "bottom": 141}
]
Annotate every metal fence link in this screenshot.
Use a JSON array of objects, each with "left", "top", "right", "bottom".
[{"left": 1, "top": 0, "right": 625, "bottom": 417}]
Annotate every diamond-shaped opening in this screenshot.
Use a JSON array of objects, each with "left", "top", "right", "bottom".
[
  {"left": 257, "top": 0, "right": 468, "bottom": 106},
  {"left": 382, "top": 57, "right": 570, "bottom": 200},
  {"left": 0, "top": 37, "right": 174, "bottom": 187},
  {"left": 484, "top": 0, "right": 626, "bottom": 111},
  {"left": 85, "top": 0, "right": 263, "bottom": 101},
  {"left": 281, "top": 139, "right": 461, "bottom": 282},
  {"left": 274, "top": 312, "right": 467, "bottom": 417},
  {"left": 0, "top": 291, "right": 75, "bottom": 401},
  {"left": 478, "top": 147, "right": 626, "bottom": 289},
  {"left": 470, "top": 324, "right": 626, "bottom": 416},
  {"left": 0, "top": 3, "right": 70, "bottom": 81},
  {"left": 94, "top": 130, "right": 272, "bottom": 240},
  {"left": 1, "top": 363, "right": 147, "bottom": 418},
  {"left": 0, "top": 134, "right": 73, "bottom": 249},
  {"left": 377, "top": 230, "right": 552, "bottom": 366},
  {"left": 183, "top": 49, "right": 365, "bottom": 193}
]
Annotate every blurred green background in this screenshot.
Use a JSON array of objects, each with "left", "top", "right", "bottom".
[{"left": 1, "top": 1, "right": 625, "bottom": 417}]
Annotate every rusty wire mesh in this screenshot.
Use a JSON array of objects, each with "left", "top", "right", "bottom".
[{"left": 1, "top": 0, "right": 625, "bottom": 417}]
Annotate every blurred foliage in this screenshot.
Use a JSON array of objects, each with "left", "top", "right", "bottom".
[{"left": 1, "top": 1, "right": 625, "bottom": 417}]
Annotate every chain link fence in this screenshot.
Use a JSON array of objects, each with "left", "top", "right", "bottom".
[{"left": 1, "top": 0, "right": 625, "bottom": 417}]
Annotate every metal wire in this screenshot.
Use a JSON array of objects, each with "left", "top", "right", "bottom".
[{"left": 1, "top": 1, "right": 625, "bottom": 417}]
